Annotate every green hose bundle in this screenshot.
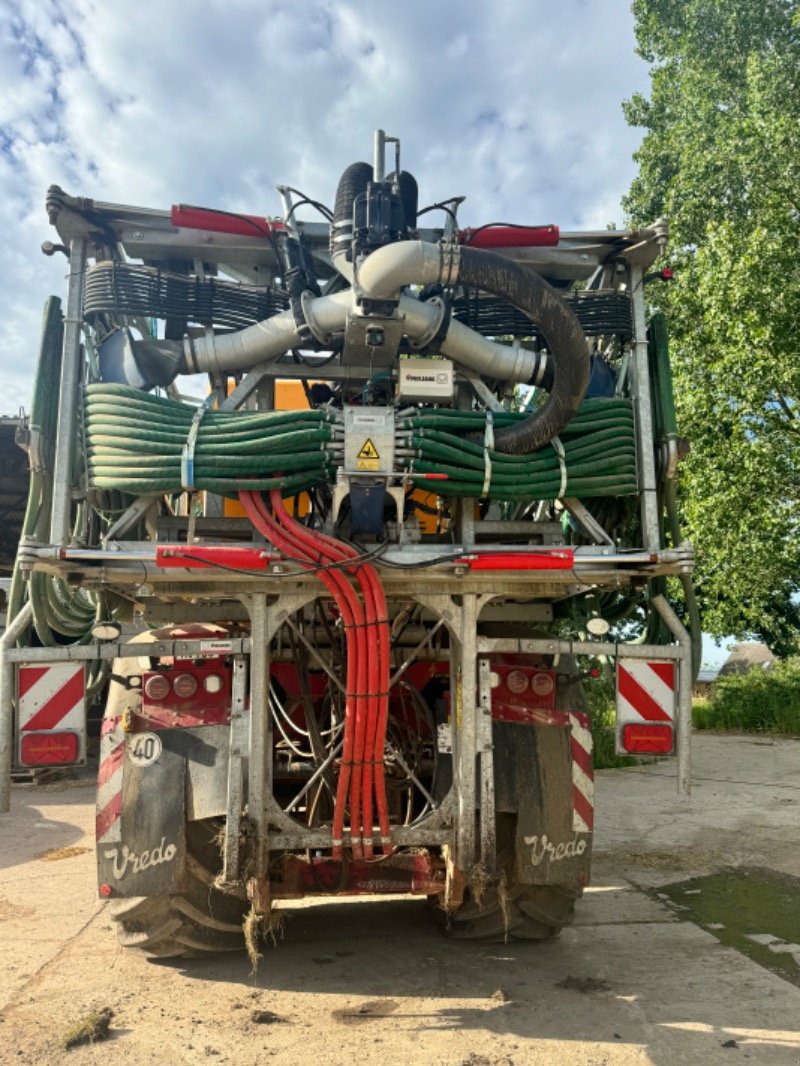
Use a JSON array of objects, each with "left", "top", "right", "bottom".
[
  {"left": 9, "top": 299, "right": 113, "bottom": 677},
  {"left": 85, "top": 386, "right": 636, "bottom": 505},
  {"left": 84, "top": 384, "right": 338, "bottom": 496},
  {"left": 398, "top": 398, "right": 637, "bottom": 500}
]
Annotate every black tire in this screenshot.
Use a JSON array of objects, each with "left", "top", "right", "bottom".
[
  {"left": 434, "top": 813, "right": 578, "bottom": 942},
  {"left": 109, "top": 820, "right": 247, "bottom": 958}
]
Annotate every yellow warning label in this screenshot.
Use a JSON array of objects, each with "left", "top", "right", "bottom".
[
  {"left": 356, "top": 438, "right": 380, "bottom": 471},
  {"left": 357, "top": 438, "right": 380, "bottom": 460}
]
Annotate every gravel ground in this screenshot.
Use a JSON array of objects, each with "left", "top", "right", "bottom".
[{"left": 1, "top": 733, "right": 798, "bottom": 1065}]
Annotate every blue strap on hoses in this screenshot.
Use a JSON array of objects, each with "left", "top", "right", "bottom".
[{"left": 181, "top": 396, "right": 214, "bottom": 491}]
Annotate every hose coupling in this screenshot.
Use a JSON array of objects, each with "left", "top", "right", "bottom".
[{"left": 410, "top": 295, "right": 452, "bottom": 354}]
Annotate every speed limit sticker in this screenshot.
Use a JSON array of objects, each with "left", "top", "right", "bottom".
[{"left": 127, "top": 732, "right": 162, "bottom": 767}]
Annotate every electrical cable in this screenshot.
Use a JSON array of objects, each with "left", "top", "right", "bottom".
[
  {"left": 416, "top": 201, "right": 460, "bottom": 227},
  {"left": 176, "top": 204, "right": 284, "bottom": 268},
  {"left": 282, "top": 188, "right": 334, "bottom": 223}
]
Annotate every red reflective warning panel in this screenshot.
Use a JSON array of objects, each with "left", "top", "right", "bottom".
[
  {"left": 456, "top": 550, "right": 574, "bottom": 571},
  {"left": 20, "top": 731, "right": 79, "bottom": 766},
  {"left": 621, "top": 723, "right": 673, "bottom": 754}
]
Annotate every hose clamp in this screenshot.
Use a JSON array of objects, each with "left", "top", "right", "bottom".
[
  {"left": 329, "top": 219, "right": 353, "bottom": 258},
  {"left": 663, "top": 434, "right": 680, "bottom": 480},
  {"left": 481, "top": 410, "right": 494, "bottom": 498},
  {"left": 532, "top": 351, "right": 549, "bottom": 387},
  {"left": 182, "top": 334, "right": 197, "bottom": 374},
  {"left": 438, "top": 240, "right": 460, "bottom": 287},
  {"left": 16, "top": 535, "right": 40, "bottom": 575},
  {"left": 203, "top": 325, "right": 221, "bottom": 379},
  {"left": 300, "top": 289, "right": 335, "bottom": 346},
  {"left": 510, "top": 342, "right": 538, "bottom": 384},
  {"left": 291, "top": 290, "right": 314, "bottom": 346}
]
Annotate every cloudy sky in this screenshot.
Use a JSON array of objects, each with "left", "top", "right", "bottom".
[
  {"left": 1, "top": 2, "right": 738, "bottom": 664},
  {"left": 0, "top": 0, "right": 652, "bottom": 410}
]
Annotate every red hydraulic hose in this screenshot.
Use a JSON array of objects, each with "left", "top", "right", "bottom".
[
  {"left": 254, "top": 492, "right": 368, "bottom": 860},
  {"left": 313, "top": 535, "right": 391, "bottom": 855},
  {"left": 269, "top": 492, "right": 392, "bottom": 857},
  {"left": 268, "top": 492, "right": 377, "bottom": 857},
  {"left": 240, "top": 491, "right": 362, "bottom": 858},
  {"left": 239, "top": 491, "right": 365, "bottom": 859},
  {"left": 358, "top": 565, "right": 392, "bottom": 855},
  {"left": 272, "top": 498, "right": 391, "bottom": 854}
]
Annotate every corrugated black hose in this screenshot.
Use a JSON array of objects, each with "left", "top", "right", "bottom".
[{"left": 456, "top": 247, "right": 590, "bottom": 454}]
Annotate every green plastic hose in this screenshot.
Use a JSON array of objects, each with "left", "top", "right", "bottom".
[
  {"left": 84, "top": 384, "right": 337, "bottom": 496},
  {"left": 83, "top": 386, "right": 637, "bottom": 504},
  {"left": 9, "top": 299, "right": 117, "bottom": 680}
]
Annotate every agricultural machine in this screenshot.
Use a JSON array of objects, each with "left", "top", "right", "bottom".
[{"left": 0, "top": 131, "right": 695, "bottom": 954}]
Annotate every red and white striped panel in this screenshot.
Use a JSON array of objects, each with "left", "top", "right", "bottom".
[
  {"left": 569, "top": 711, "right": 594, "bottom": 833},
  {"left": 616, "top": 658, "right": 676, "bottom": 725},
  {"left": 96, "top": 716, "right": 124, "bottom": 844},
  {"left": 18, "top": 663, "right": 85, "bottom": 733}
]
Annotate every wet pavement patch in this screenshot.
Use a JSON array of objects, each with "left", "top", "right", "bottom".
[
  {"left": 656, "top": 867, "right": 800, "bottom": 987},
  {"left": 556, "top": 975, "right": 611, "bottom": 995}
]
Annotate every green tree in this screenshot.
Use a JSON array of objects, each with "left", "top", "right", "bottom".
[{"left": 624, "top": 0, "right": 800, "bottom": 655}]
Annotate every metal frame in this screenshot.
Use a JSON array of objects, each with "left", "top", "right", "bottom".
[
  {"left": 2, "top": 183, "right": 695, "bottom": 885},
  {"left": 630, "top": 262, "right": 662, "bottom": 551},
  {"left": 50, "top": 237, "right": 87, "bottom": 546}
]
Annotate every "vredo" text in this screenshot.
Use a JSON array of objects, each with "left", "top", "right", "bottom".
[
  {"left": 523, "top": 833, "right": 587, "bottom": 866},
  {"left": 104, "top": 837, "right": 177, "bottom": 880}
]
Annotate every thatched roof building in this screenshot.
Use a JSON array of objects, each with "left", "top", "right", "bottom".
[{"left": 718, "top": 642, "right": 777, "bottom": 676}]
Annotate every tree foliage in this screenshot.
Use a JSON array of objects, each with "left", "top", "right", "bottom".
[{"left": 624, "top": 0, "right": 800, "bottom": 654}]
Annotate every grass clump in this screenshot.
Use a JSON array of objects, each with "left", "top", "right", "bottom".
[
  {"left": 63, "top": 1008, "right": 113, "bottom": 1050},
  {"left": 694, "top": 659, "right": 800, "bottom": 735}
]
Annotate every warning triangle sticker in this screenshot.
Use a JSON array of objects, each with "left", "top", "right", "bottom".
[{"left": 357, "top": 438, "right": 380, "bottom": 460}]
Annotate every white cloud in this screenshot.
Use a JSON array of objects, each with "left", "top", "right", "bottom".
[{"left": 0, "top": 0, "right": 649, "bottom": 410}]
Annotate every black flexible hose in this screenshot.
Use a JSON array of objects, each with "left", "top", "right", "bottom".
[
  {"left": 456, "top": 247, "right": 590, "bottom": 454},
  {"left": 330, "top": 162, "right": 373, "bottom": 261},
  {"left": 387, "top": 170, "right": 419, "bottom": 229}
]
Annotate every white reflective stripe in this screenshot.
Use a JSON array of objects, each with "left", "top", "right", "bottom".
[
  {"left": 569, "top": 712, "right": 594, "bottom": 833},
  {"left": 572, "top": 762, "right": 594, "bottom": 800},
  {"left": 573, "top": 810, "right": 591, "bottom": 834},
  {"left": 96, "top": 717, "right": 125, "bottom": 843},
  {"left": 18, "top": 665, "right": 85, "bottom": 730},
  {"left": 96, "top": 754, "right": 123, "bottom": 804},
  {"left": 617, "top": 690, "right": 644, "bottom": 723},
  {"left": 96, "top": 764, "right": 123, "bottom": 842},
  {"left": 621, "top": 658, "right": 676, "bottom": 708},
  {"left": 617, "top": 659, "right": 676, "bottom": 723},
  {"left": 569, "top": 718, "right": 593, "bottom": 754}
]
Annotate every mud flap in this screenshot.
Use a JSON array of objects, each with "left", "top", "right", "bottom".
[
  {"left": 97, "top": 731, "right": 187, "bottom": 897},
  {"left": 494, "top": 720, "right": 592, "bottom": 889}
]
